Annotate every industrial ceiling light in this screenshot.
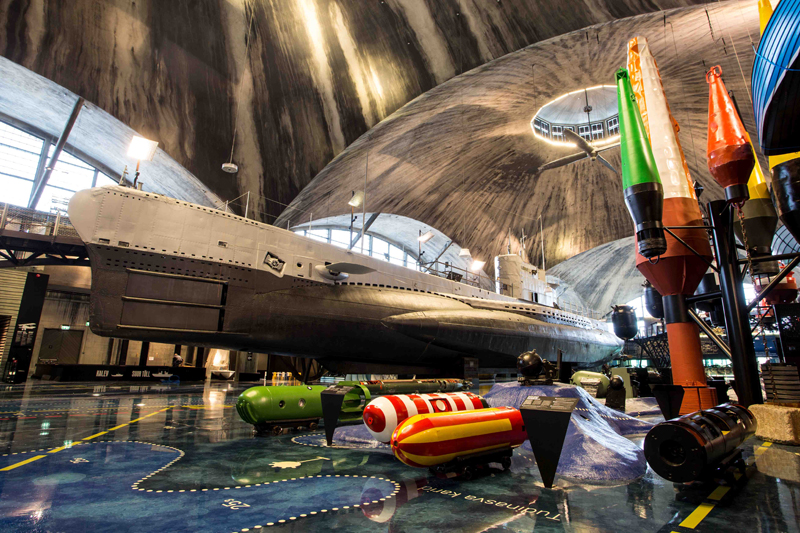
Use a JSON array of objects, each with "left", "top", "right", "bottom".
[
  {"left": 222, "top": 162, "right": 239, "bottom": 173},
  {"left": 127, "top": 136, "right": 159, "bottom": 161},
  {"left": 459, "top": 248, "right": 471, "bottom": 257},
  {"left": 471, "top": 260, "right": 486, "bottom": 271},
  {"left": 127, "top": 136, "right": 159, "bottom": 189},
  {"left": 348, "top": 190, "right": 364, "bottom": 208},
  {"left": 418, "top": 230, "right": 434, "bottom": 243}
]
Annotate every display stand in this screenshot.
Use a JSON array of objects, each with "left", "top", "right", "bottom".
[
  {"left": 652, "top": 384, "right": 685, "bottom": 420},
  {"left": 320, "top": 385, "right": 355, "bottom": 446},
  {"left": 519, "top": 396, "right": 578, "bottom": 488}
]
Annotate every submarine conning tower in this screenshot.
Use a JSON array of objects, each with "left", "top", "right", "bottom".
[{"left": 494, "top": 254, "right": 552, "bottom": 305}]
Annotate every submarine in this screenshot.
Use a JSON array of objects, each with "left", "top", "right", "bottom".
[{"left": 67, "top": 185, "right": 622, "bottom": 375}]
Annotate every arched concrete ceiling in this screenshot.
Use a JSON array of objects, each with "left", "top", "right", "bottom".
[
  {"left": 276, "top": 1, "right": 761, "bottom": 279},
  {"left": 548, "top": 236, "right": 644, "bottom": 315},
  {"left": 0, "top": 0, "right": 710, "bottom": 221}
]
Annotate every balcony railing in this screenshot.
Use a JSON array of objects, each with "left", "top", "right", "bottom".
[{"left": 0, "top": 202, "right": 80, "bottom": 239}]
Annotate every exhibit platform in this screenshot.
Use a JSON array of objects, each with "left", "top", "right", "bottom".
[{"left": 0, "top": 381, "right": 798, "bottom": 532}]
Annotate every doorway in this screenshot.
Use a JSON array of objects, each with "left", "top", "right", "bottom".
[{"left": 39, "top": 328, "right": 84, "bottom": 365}]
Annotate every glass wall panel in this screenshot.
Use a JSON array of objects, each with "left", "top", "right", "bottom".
[
  {"left": 330, "top": 229, "right": 350, "bottom": 248},
  {"left": 307, "top": 229, "right": 329, "bottom": 243},
  {"left": 0, "top": 119, "right": 126, "bottom": 211},
  {"left": 0, "top": 175, "right": 33, "bottom": 207},
  {"left": 389, "top": 244, "right": 405, "bottom": 266},
  {"left": 371, "top": 238, "right": 389, "bottom": 261}
]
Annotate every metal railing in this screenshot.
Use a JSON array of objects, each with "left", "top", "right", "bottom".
[
  {"left": 420, "top": 260, "right": 494, "bottom": 290},
  {"left": 0, "top": 202, "right": 80, "bottom": 239},
  {"left": 420, "top": 258, "right": 601, "bottom": 320},
  {"left": 555, "top": 299, "right": 601, "bottom": 320}
]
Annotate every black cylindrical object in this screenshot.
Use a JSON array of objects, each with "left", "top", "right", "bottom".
[
  {"left": 694, "top": 273, "right": 725, "bottom": 327},
  {"left": 709, "top": 200, "right": 762, "bottom": 407},
  {"left": 771, "top": 158, "right": 800, "bottom": 244},
  {"left": 624, "top": 182, "right": 668, "bottom": 258},
  {"left": 644, "top": 281, "right": 664, "bottom": 319},
  {"left": 644, "top": 403, "right": 757, "bottom": 483},
  {"left": 612, "top": 305, "right": 638, "bottom": 340}
]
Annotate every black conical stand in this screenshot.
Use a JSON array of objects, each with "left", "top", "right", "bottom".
[{"left": 519, "top": 396, "right": 578, "bottom": 489}]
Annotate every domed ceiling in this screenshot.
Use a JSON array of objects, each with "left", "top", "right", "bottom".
[
  {"left": 0, "top": 0, "right": 710, "bottom": 221},
  {"left": 277, "top": 0, "right": 762, "bottom": 280}
]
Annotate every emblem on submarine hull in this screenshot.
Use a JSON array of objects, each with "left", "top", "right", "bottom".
[{"left": 264, "top": 251, "right": 286, "bottom": 274}]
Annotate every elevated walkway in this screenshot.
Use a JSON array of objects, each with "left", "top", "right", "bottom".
[{"left": 0, "top": 203, "right": 88, "bottom": 268}]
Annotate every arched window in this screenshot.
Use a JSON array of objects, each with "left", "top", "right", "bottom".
[
  {"left": 0, "top": 120, "right": 117, "bottom": 213},
  {"left": 294, "top": 227, "right": 419, "bottom": 271}
]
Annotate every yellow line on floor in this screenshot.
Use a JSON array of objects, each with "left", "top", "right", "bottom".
[
  {"left": 679, "top": 502, "right": 716, "bottom": 529},
  {"left": 1, "top": 455, "right": 47, "bottom": 471},
  {"left": 1, "top": 407, "right": 174, "bottom": 473},
  {"left": 82, "top": 406, "right": 172, "bottom": 440},
  {"left": 707, "top": 485, "right": 730, "bottom": 501},
  {"left": 679, "top": 441, "right": 771, "bottom": 529}
]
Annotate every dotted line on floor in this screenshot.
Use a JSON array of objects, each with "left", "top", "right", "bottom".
[
  {"left": 1, "top": 442, "right": 87, "bottom": 457},
  {"left": 110, "top": 438, "right": 403, "bottom": 531},
  {"left": 290, "top": 433, "right": 356, "bottom": 449},
  {"left": 2, "top": 436, "right": 403, "bottom": 530},
  {"left": 229, "top": 475, "right": 402, "bottom": 531}
]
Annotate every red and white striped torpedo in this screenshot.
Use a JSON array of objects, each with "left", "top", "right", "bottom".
[
  {"left": 390, "top": 407, "right": 527, "bottom": 468},
  {"left": 363, "top": 392, "right": 488, "bottom": 443}
]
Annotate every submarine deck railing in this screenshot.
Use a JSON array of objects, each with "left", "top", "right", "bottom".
[{"left": 420, "top": 258, "right": 600, "bottom": 320}]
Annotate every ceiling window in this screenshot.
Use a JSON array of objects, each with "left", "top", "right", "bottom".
[
  {"left": 591, "top": 122, "right": 604, "bottom": 140},
  {"left": 607, "top": 116, "right": 619, "bottom": 136}
]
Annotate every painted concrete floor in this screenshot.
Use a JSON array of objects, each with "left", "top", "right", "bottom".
[{"left": 0, "top": 381, "right": 798, "bottom": 532}]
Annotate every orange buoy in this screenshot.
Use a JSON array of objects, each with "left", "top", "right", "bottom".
[
  {"left": 390, "top": 407, "right": 526, "bottom": 468},
  {"left": 706, "top": 65, "right": 755, "bottom": 203}
]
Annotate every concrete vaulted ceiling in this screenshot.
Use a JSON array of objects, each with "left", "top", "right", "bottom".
[
  {"left": 276, "top": 0, "right": 764, "bottom": 310},
  {"left": 0, "top": 0, "right": 712, "bottom": 223}
]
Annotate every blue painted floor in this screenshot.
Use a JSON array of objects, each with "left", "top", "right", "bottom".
[{"left": 0, "top": 380, "right": 798, "bottom": 532}]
